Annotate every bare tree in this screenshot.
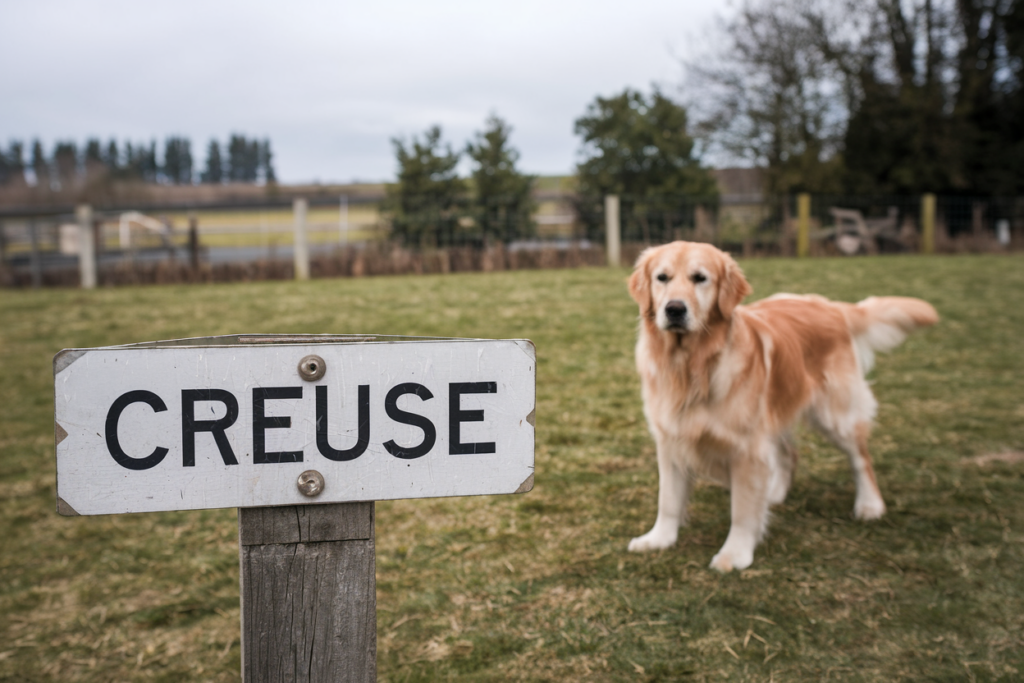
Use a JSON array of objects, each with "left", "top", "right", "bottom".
[
  {"left": 688, "top": 0, "right": 1023, "bottom": 195},
  {"left": 685, "top": 0, "right": 854, "bottom": 195}
]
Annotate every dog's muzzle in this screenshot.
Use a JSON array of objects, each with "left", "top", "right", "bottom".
[{"left": 664, "top": 299, "right": 688, "bottom": 330}]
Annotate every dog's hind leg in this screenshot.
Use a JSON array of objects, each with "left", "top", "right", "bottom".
[
  {"left": 837, "top": 422, "right": 886, "bottom": 520},
  {"left": 710, "top": 442, "right": 774, "bottom": 572},
  {"left": 628, "top": 436, "right": 691, "bottom": 552},
  {"left": 811, "top": 378, "right": 886, "bottom": 520}
]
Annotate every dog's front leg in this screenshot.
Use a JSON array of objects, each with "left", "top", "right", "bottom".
[
  {"left": 710, "top": 451, "right": 771, "bottom": 572},
  {"left": 628, "top": 438, "right": 690, "bottom": 552}
]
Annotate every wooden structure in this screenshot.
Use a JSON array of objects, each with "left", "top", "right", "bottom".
[{"left": 240, "top": 503, "right": 376, "bottom": 682}]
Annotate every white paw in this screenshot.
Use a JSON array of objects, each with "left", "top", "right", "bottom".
[
  {"left": 709, "top": 546, "right": 754, "bottom": 573},
  {"left": 627, "top": 529, "right": 677, "bottom": 552},
  {"left": 854, "top": 496, "right": 886, "bottom": 520}
]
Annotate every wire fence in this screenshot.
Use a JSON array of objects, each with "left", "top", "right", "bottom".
[
  {"left": 1, "top": 192, "right": 1020, "bottom": 288},
  {"left": 577, "top": 193, "right": 1023, "bottom": 256}
]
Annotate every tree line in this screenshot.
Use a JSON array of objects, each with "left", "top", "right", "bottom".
[
  {"left": 0, "top": 135, "right": 276, "bottom": 189},
  {"left": 689, "top": 0, "right": 1024, "bottom": 197}
]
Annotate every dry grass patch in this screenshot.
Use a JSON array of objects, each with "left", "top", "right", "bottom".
[{"left": 965, "top": 451, "right": 1024, "bottom": 466}]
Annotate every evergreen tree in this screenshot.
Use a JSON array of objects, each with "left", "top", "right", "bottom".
[
  {"left": 574, "top": 88, "right": 718, "bottom": 239},
  {"left": 466, "top": 115, "right": 535, "bottom": 242},
  {"left": 84, "top": 138, "right": 104, "bottom": 180},
  {"left": 164, "top": 137, "right": 181, "bottom": 184},
  {"left": 4, "top": 134, "right": 268, "bottom": 187},
  {"left": 6, "top": 141, "right": 27, "bottom": 186},
  {"left": 179, "top": 138, "right": 193, "bottom": 184},
  {"left": 84, "top": 139, "right": 102, "bottom": 162},
  {"left": 104, "top": 139, "right": 120, "bottom": 174},
  {"left": 0, "top": 144, "right": 9, "bottom": 185},
  {"left": 120, "top": 141, "right": 156, "bottom": 181},
  {"left": 143, "top": 141, "right": 158, "bottom": 182},
  {"left": 32, "top": 140, "right": 49, "bottom": 189},
  {"left": 260, "top": 139, "right": 276, "bottom": 183},
  {"left": 385, "top": 126, "right": 466, "bottom": 247},
  {"left": 246, "top": 139, "right": 260, "bottom": 181},
  {"left": 162, "top": 137, "right": 193, "bottom": 184},
  {"left": 53, "top": 141, "right": 78, "bottom": 188},
  {"left": 124, "top": 142, "right": 139, "bottom": 179},
  {"left": 202, "top": 140, "right": 223, "bottom": 184},
  {"left": 227, "top": 134, "right": 248, "bottom": 182}
]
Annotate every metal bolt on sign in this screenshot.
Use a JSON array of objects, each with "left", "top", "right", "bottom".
[
  {"left": 297, "top": 470, "right": 325, "bottom": 497},
  {"left": 52, "top": 333, "right": 536, "bottom": 682},
  {"left": 298, "top": 354, "right": 326, "bottom": 381}
]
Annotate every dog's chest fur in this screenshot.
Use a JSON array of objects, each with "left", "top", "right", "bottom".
[{"left": 636, "top": 322, "right": 761, "bottom": 481}]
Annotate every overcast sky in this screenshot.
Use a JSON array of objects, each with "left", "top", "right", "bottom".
[{"left": 2, "top": 0, "right": 731, "bottom": 183}]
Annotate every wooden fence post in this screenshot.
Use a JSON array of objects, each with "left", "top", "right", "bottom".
[
  {"left": 188, "top": 213, "right": 200, "bottom": 271},
  {"left": 921, "top": 194, "right": 936, "bottom": 254},
  {"left": 294, "top": 198, "right": 310, "bottom": 280},
  {"left": 77, "top": 204, "right": 97, "bottom": 289},
  {"left": 239, "top": 502, "right": 376, "bottom": 683},
  {"left": 339, "top": 194, "right": 349, "bottom": 245},
  {"left": 29, "top": 220, "right": 42, "bottom": 289},
  {"left": 997, "top": 219, "right": 1010, "bottom": 246},
  {"left": 605, "top": 195, "right": 621, "bottom": 267},
  {"left": 796, "top": 193, "right": 811, "bottom": 258}
]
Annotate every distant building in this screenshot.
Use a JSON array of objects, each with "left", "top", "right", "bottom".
[
  {"left": 712, "top": 167, "right": 768, "bottom": 240},
  {"left": 713, "top": 167, "right": 764, "bottom": 202}
]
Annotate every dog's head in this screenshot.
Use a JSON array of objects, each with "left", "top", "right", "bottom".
[{"left": 629, "top": 241, "right": 752, "bottom": 334}]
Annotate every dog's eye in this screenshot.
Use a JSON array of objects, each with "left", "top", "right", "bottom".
[
  {"left": 691, "top": 272, "right": 707, "bottom": 284},
  {"left": 656, "top": 273, "right": 670, "bottom": 283}
]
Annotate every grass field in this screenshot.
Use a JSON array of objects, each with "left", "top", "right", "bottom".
[{"left": 2, "top": 254, "right": 1023, "bottom": 681}]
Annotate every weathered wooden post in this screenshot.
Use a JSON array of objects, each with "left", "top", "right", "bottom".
[
  {"left": 240, "top": 502, "right": 376, "bottom": 681},
  {"left": 605, "top": 194, "right": 621, "bottom": 267},
  {"left": 188, "top": 213, "right": 200, "bottom": 271},
  {"left": 921, "top": 194, "right": 936, "bottom": 254},
  {"left": 77, "top": 204, "right": 97, "bottom": 289},
  {"left": 339, "top": 194, "right": 349, "bottom": 246},
  {"left": 53, "top": 335, "right": 536, "bottom": 682},
  {"left": 997, "top": 219, "right": 1010, "bottom": 246},
  {"left": 294, "top": 198, "right": 310, "bottom": 280},
  {"left": 28, "top": 220, "right": 43, "bottom": 289},
  {"left": 796, "top": 193, "right": 811, "bottom": 258}
]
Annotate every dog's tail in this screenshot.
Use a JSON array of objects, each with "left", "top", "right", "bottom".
[{"left": 846, "top": 296, "right": 938, "bottom": 373}]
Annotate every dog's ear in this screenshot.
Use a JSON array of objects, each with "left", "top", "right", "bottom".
[
  {"left": 717, "top": 254, "right": 752, "bottom": 319},
  {"left": 628, "top": 248, "right": 656, "bottom": 318}
]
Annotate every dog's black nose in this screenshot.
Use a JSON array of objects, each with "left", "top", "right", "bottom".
[{"left": 665, "top": 300, "right": 688, "bottom": 322}]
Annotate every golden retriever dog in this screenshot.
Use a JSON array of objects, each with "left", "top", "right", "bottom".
[{"left": 626, "top": 241, "right": 938, "bottom": 571}]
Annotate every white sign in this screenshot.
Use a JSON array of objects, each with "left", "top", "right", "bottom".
[{"left": 54, "top": 335, "right": 535, "bottom": 516}]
